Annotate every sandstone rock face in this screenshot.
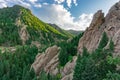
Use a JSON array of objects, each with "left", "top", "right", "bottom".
[
  {"left": 19, "top": 26, "right": 29, "bottom": 45},
  {"left": 31, "top": 41, "right": 41, "bottom": 48},
  {"left": 32, "top": 45, "right": 77, "bottom": 80},
  {"left": 32, "top": 45, "right": 60, "bottom": 75},
  {"left": 78, "top": 10, "right": 105, "bottom": 53},
  {"left": 16, "top": 17, "right": 29, "bottom": 45},
  {"left": 61, "top": 56, "right": 77, "bottom": 80},
  {"left": 78, "top": 1, "right": 120, "bottom": 57}
]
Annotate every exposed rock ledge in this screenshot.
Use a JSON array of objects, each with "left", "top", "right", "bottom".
[{"left": 32, "top": 45, "right": 77, "bottom": 80}]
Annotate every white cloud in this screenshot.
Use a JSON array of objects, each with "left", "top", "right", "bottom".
[
  {"left": 18, "top": 0, "right": 31, "bottom": 8},
  {"left": 55, "top": 0, "right": 78, "bottom": 8},
  {"left": 34, "top": 4, "right": 42, "bottom": 8},
  {"left": 0, "top": 0, "right": 7, "bottom": 8},
  {"left": 73, "top": 0, "right": 78, "bottom": 6},
  {"left": 76, "top": 13, "right": 93, "bottom": 30},
  {"left": 28, "top": 0, "right": 42, "bottom": 8},
  {"left": 43, "top": 3, "right": 49, "bottom": 5},
  {"left": 66, "top": 0, "right": 72, "bottom": 8},
  {"left": 37, "top": 4, "right": 93, "bottom": 30},
  {"left": 55, "top": 0, "right": 65, "bottom": 4},
  {"left": 0, "top": 0, "right": 31, "bottom": 8},
  {"left": 29, "top": 0, "right": 37, "bottom": 3}
]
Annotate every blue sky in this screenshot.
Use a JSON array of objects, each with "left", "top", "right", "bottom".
[{"left": 0, "top": 0, "right": 119, "bottom": 30}]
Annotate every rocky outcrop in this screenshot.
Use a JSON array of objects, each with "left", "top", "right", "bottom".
[
  {"left": 61, "top": 56, "right": 77, "bottom": 80},
  {"left": 19, "top": 25, "right": 29, "bottom": 45},
  {"left": 32, "top": 45, "right": 60, "bottom": 75},
  {"left": 31, "top": 41, "right": 41, "bottom": 48},
  {"left": 78, "top": 1, "right": 120, "bottom": 57},
  {"left": 16, "top": 17, "right": 29, "bottom": 45},
  {"left": 78, "top": 10, "right": 105, "bottom": 53},
  {"left": 0, "top": 47, "right": 16, "bottom": 53},
  {"left": 32, "top": 45, "right": 77, "bottom": 80}
]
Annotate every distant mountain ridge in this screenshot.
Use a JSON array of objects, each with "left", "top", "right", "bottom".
[
  {"left": 48, "top": 23, "right": 82, "bottom": 36},
  {"left": 48, "top": 23, "right": 74, "bottom": 37},
  {"left": 67, "top": 29, "right": 84, "bottom": 36}
]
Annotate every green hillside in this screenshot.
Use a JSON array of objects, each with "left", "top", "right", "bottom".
[
  {"left": 0, "top": 5, "right": 72, "bottom": 47},
  {"left": 48, "top": 23, "right": 74, "bottom": 37}
]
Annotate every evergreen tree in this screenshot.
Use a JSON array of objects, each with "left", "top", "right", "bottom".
[
  {"left": 98, "top": 32, "right": 108, "bottom": 49},
  {"left": 109, "top": 39, "right": 114, "bottom": 51},
  {"left": 73, "top": 33, "right": 116, "bottom": 80}
]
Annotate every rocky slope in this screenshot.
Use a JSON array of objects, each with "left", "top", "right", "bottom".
[{"left": 78, "top": 1, "right": 120, "bottom": 57}]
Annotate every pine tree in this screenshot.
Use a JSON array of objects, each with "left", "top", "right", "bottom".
[
  {"left": 98, "top": 32, "right": 108, "bottom": 49},
  {"left": 109, "top": 39, "right": 114, "bottom": 51}
]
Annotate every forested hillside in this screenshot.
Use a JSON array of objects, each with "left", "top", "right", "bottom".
[{"left": 0, "top": 5, "right": 72, "bottom": 47}]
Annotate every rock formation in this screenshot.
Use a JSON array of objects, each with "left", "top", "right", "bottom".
[
  {"left": 32, "top": 45, "right": 77, "bottom": 80},
  {"left": 78, "top": 1, "right": 120, "bottom": 57},
  {"left": 78, "top": 10, "right": 105, "bottom": 53},
  {"left": 32, "top": 45, "right": 60, "bottom": 75}
]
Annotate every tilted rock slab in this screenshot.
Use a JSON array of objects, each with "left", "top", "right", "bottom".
[{"left": 78, "top": 1, "right": 120, "bottom": 57}]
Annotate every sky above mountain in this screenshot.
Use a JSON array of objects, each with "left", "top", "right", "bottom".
[{"left": 0, "top": 0, "right": 119, "bottom": 30}]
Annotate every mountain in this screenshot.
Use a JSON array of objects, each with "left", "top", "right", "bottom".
[
  {"left": 32, "top": 1, "right": 120, "bottom": 80},
  {"left": 78, "top": 2, "right": 120, "bottom": 57},
  {"left": 67, "top": 29, "right": 83, "bottom": 36},
  {"left": 48, "top": 23, "right": 74, "bottom": 37},
  {"left": 49, "top": 23, "right": 83, "bottom": 36},
  {"left": 0, "top": 5, "right": 72, "bottom": 47}
]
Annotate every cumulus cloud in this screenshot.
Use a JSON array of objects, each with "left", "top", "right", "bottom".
[
  {"left": 29, "top": 0, "right": 37, "bottom": 3},
  {"left": 76, "top": 13, "right": 93, "bottom": 30},
  {"left": 43, "top": 3, "right": 49, "bottom": 5},
  {"left": 54, "top": 0, "right": 78, "bottom": 8},
  {"left": 55, "top": 0, "right": 65, "bottom": 4},
  {"left": 66, "top": 0, "right": 78, "bottom": 8},
  {"left": 0, "top": 0, "right": 31, "bottom": 8},
  {"left": 34, "top": 4, "right": 42, "bottom": 8},
  {"left": 37, "top": 4, "right": 93, "bottom": 30},
  {"left": 28, "top": 0, "right": 42, "bottom": 8},
  {"left": 0, "top": 0, "right": 42, "bottom": 8},
  {"left": 0, "top": 0, "right": 7, "bottom": 8},
  {"left": 66, "top": 0, "right": 72, "bottom": 8},
  {"left": 73, "top": 0, "right": 78, "bottom": 6}
]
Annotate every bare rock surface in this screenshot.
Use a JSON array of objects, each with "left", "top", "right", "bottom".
[
  {"left": 78, "top": 10, "right": 104, "bottom": 53},
  {"left": 32, "top": 45, "right": 60, "bottom": 75},
  {"left": 78, "top": 1, "right": 120, "bottom": 57},
  {"left": 32, "top": 45, "right": 77, "bottom": 80}
]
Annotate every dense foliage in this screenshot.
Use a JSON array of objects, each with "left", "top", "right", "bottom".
[
  {"left": 58, "top": 33, "right": 84, "bottom": 66},
  {"left": 0, "top": 45, "right": 38, "bottom": 80},
  {"left": 73, "top": 32, "right": 120, "bottom": 80},
  {"left": 0, "top": 45, "right": 61, "bottom": 80},
  {"left": 0, "top": 6, "right": 22, "bottom": 46}
]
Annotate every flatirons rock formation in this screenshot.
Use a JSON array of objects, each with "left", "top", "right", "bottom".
[
  {"left": 32, "top": 45, "right": 77, "bottom": 80},
  {"left": 78, "top": 1, "right": 120, "bottom": 57}
]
